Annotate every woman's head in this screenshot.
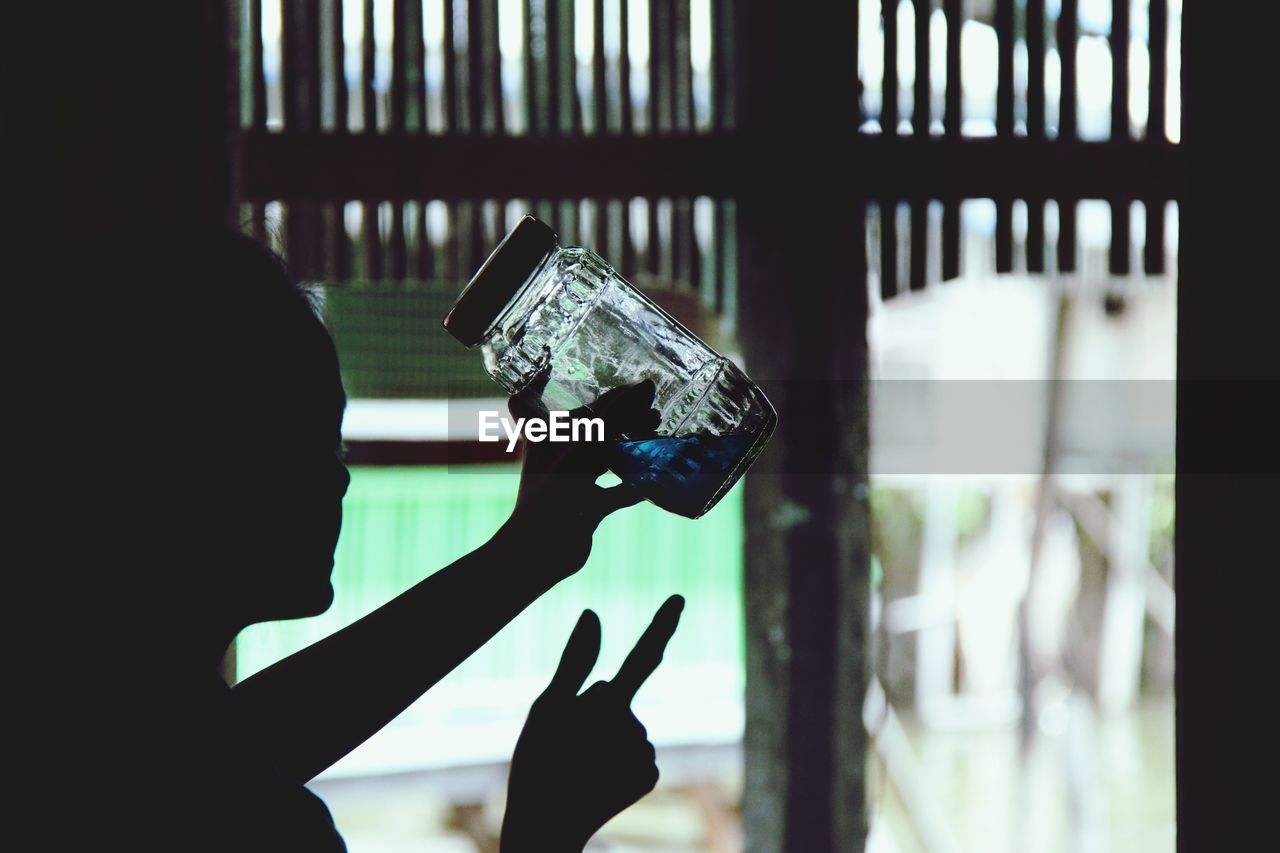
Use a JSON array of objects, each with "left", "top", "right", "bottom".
[{"left": 63, "top": 229, "right": 350, "bottom": 639}]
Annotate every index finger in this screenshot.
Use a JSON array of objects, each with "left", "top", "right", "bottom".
[{"left": 610, "top": 594, "right": 685, "bottom": 704}]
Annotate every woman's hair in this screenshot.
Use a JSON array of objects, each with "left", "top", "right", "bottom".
[
  {"left": 62, "top": 228, "right": 333, "bottom": 427},
  {"left": 37, "top": 227, "right": 343, "bottom": 523}
]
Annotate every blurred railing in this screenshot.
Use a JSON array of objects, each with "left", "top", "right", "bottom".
[{"left": 235, "top": 0, "right": 1181, "bottom": 311}]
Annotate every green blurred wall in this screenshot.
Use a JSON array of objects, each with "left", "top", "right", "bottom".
[{"left": 237, "top": 465, "right": 745, "bottom": 694}]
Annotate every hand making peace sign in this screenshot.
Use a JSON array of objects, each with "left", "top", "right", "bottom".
[{"left": 500, "top": 595, "right": 685, "bottom": 852}]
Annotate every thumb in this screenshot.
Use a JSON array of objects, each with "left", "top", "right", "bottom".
[
  {"left": 543, "top": 609, "right": 601, "bottom": 698},
  {"left": 590, "top": 483, "right": 645, "bottom": 525}
]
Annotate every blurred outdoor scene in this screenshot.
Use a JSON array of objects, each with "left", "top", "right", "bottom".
[{"left": 233, "top": 0, "right": 1178, "bottom": 850}]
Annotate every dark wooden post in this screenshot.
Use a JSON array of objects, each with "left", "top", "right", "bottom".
[
  {"left": 735, "top": 2, "right": 870, "bottom": 851},
  {"left": 1175, "top": 3, "right": 1254, "bottom": 850}
]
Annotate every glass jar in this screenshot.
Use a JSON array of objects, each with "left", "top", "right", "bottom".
[{"left": 444, "top": 215, "right": 776, "bottom": 518}]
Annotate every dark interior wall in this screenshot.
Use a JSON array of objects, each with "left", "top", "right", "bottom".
[
  {"left": 1176, "top": 2, "right": 1261, "bottom": 850},
  {"left": 5, "top": 2, "right": 235, "bottom": 241}
]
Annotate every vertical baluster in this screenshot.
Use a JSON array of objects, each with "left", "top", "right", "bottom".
[
  {"left": 713, "top": 199, "right": 727, "bottom": 312},
  {"left": 593, "top": 0, "right": 607, "bottom": 132},
  {"left": 1147, "top": 0, "right": 1167, "bottom": 142},
  {"left": 389, "top": 202, "right": 407, "bottom": 280},
  {"left": 547, "top": 0, "right": 580, "bottom": 133},
  {"left": 444, "top": 0, "right": 461, "bottom": 131},
  {"left": 524, "top": 0, "right": 541, "bottom": 132},
  {"left": 943, "top": 0, "right": 960, "bottom": 130},
  {"left": 1110, "top": 0, "right": 1130, "bottom": 141},
  {"left": 941, "top": 0, "right": 961, "bottom": 281},
  {"left": 1026, "top": 0, "right": 1046, "bottom": 272},
  {"left": 568, "top": 1, "right": 583, "bottom": 132},
  {"left": 648, "top": 0, "right": 661, "bottom": 133},
  {"left": 854, "top": 202, "right": 869, "bottom": 330},
  {"left": 363, "top": 0, "right": 378, "bottom": 131},
  {"left": 909, "top": 204, "right": 927, "bottom": 291},
  {"left": 994, "top": 0, "right": 1013, "bottom": 273},
  {"left": 1110, "top": 198, "right": 1131, "bottom": 275},
  {"left": 486, "top": 0, "right": 504, "bottom": 133},
  {"left": 392, "top": 0, "right": 409, "bottom": 131},
  {"left": 442, "top": 202, "right": 459, "bottom": 279},
  {"left": 851, "top": 0, "right": 861, "bottom": 125},
  {"left": 674, "top": 198, "right": 694, "bottom": 288},
  {"left": 595, "top": 197, "right": 609, "bottom": 257},
  {"left": 357, "top": 1, "right": 380, "bottom": 279},
  {"left": 363, "top": 201, "right": 383, "bottom": 278},
  {"left": 249, "top": 0, "right": 268, "bottom": 130},
  {"left": 674, "top": 0, "right": 694, "bottom": 131},
  {"left": 283, "top": 2, "right": 298, "bottom": 129},
  {"left": 881, "top": 202, "right": 898, "bottom": 300},
  {"left": 1109, "top": 0, "right": 1130, "bottom": 275},
  {"left": 883, "top": 0, "right": 899, "bottom": 134},
  {"left": 712, "top": 0, "right": 734, "bottom": 131},
  {"left": 306, "top": 2, "right": 323, "bottom": 276},
  {"left": 995, "top": 0, "right": 1013, "bottom": 135},
  {"left": 470, "top": 201, "right": 489, "bottom": 270},
  {"left": 1145, "top": 0, "right": 1167, "bottom": 275},
  {"left": 689, "top": 197, "right": 702, "bottom": 291},
  {"left": 468, "top": 0, "right": 486, "bottom": 131},
  {"left": 1027, "top": 0, "right": 1046, "bottom": 136},
  {"left": 331, "top": 0, "right": 349, "bottom": 131},
  {"left": 650, "top": 0, "right": 673, "bottom": 133},
  {"left": 1058, "top": 0, "right": 1078, "bottom": 140},
  {"left": 282, "top": 2, "right": 302, "bottom": 273},
  {"left": 456, "top": 200, "right": 473, "bottom": 276},
  {"left": 912, "top": 0, "right": 929, "bottom": 136},
  {"left": 647, "top": 198, "right": 661, "bottom": 275},
  {"left": 306, "top": 1, "right": 324, "bottom": 132},
  {"left": 285, "top": 2, "right": 323, "bottom": 277},
  {"left": 487, "top": 201, "right": 504, "bottom": 253},
  {"left": 1057, "top": 0, "right": 1078, "bottom": 272},
  {"left": 909, "top": 0, "right": 929, "bottom": 291},
  {"left": 457, "top": 200, "right": 473, "bottom": 273},
  {"left": 545, "top": 0, "right": 562, "bottom": 132},
  {"left": 658, "top": 199, "right": 673, "bottom": 280},
  {"left": 621, "top": 198, "right": 636, "bottom": 277},
  {"left": 536, "top": 199, "right": 556, "bottom": 234},
  {"left": 720, "top": 199, "right": 737, "bottom": 327},
  {"left": 620, "top": 0, "right": 634, "bottom": 133},
  {"left": 332, "top": 202, "right": 352, "bottom": 279},
  {"left": 422, "top": 199, "right": 442, "bottom": 279},
  {"left": 674, "top": 2, "right": 696, "bottom": 286},
  {"left": 386, "top": 2, "right": 407, "bottom": 278},
  {"left": 410, "top": 0, "right": 427, "bottom": 130}
]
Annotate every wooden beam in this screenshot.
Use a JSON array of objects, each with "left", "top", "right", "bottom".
[{"left": 240, "top": 132, "right": 1185, "bottom": 202}]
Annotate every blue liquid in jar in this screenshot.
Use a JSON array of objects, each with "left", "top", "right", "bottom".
[{"left": 606, "top": 434, "right": 755, "bottom": 519}]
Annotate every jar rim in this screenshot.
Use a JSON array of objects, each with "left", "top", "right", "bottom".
[{"left": 442, "top": 215, "right": 559, "bottom": 347}]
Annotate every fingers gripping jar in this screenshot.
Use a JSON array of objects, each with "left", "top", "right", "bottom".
[{"left": 444, "top": 216, "right": 776, "bottom": 519}]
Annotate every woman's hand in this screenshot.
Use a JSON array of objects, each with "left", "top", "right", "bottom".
[
  {"left": 496, "top": 372, "right": 659, "bottom": 583},
  {"left": 501, "top": 596, "right": 684, "bottom": 852}
]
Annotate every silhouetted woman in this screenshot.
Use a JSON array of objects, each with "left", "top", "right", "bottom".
[{"left": 35, "top": 229, "right": 680, "bottom": 850}]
